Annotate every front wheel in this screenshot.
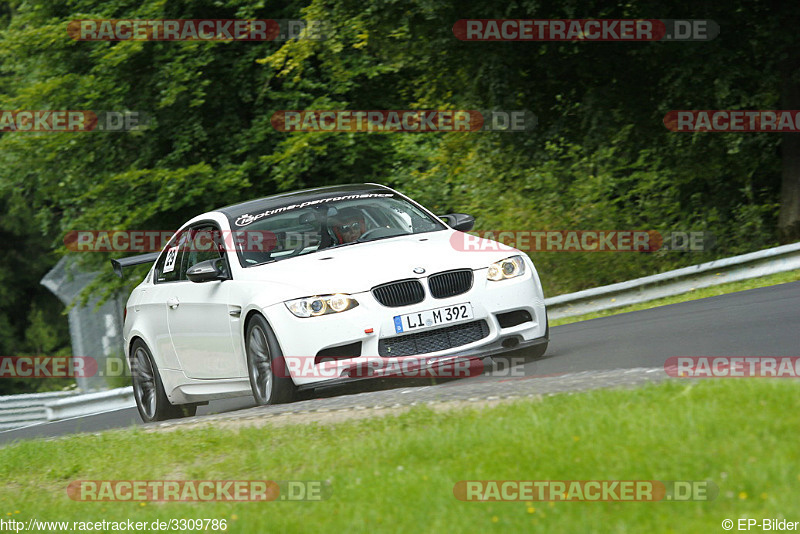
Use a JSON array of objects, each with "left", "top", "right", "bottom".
[
  {"left": 522, "top": 341, "right": 548, "bottom": 361},
  {"left": 246, "top": 315, "right": 297, "bottom": 405},
  {"left": 521, "top": 315, "right": 549, "bottom": 361},
  {"left": 130, "top": 339, "right": 196, "bottom": 422}
]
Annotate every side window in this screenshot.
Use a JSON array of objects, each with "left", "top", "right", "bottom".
[
  {"left": 178, "top": 225, "right": 229, "bottom": 280},
  {"left": 154, "top": 231, "right": 189, "bottom": 284}
]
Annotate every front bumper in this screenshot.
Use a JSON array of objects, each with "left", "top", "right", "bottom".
[
  {"left": 264, "top": 264, "right": 548, "bottom": 388},
  {"left": 295, "top": 331, "right": 549, "bottom": 391}
]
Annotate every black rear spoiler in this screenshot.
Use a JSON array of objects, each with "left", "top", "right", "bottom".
[{"left": 110, "top": 252, "right": 160, "bottom": 278}]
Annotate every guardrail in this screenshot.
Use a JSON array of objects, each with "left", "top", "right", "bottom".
[
  {"left": 545, "top": 242, "right": 800, "bottom": 320},
  {"left": 0, "top": 390, "right": 78, "bottom": 431},
  {"left": 0, "top": 388, "right": 134, "bottom": 431},
  {"left": 44, "top": 386, "right": 134, "bottom": 421}
]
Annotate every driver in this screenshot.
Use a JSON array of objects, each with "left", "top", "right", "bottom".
[{"left": 330, "top": 207, "right": 366, "bottom": 244}]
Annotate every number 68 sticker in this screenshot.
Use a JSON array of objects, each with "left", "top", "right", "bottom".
[{"left": 163, "top": 246, "right": 179, "bottom": 273}]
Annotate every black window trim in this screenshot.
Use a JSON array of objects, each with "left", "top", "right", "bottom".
[{"left": 153, "top": 220, "right": 233, "bottom": 285}]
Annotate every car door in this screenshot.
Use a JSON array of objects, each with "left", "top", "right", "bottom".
[
  {"left": 138, "top": 230, "right": 188, "bottom": 373},
  {"left": 166, "top": 223, "right": 244, "bottom": 379}
]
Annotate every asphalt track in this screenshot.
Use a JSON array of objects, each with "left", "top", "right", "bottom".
[{"left": 2, "top": 281, "right": 798, "bottom": 444}]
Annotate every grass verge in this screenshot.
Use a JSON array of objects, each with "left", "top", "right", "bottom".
[
  {"left": 551, "top": 269, "right": 800, "bottom": 327},
  {"left": 1, "top": 379, "right": 798, "bottom": 532}
]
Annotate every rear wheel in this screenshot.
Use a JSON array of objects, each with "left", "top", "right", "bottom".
[
  {"left": 130, "top": 339, "right": 196, "bottom": 422},
  {"left": 246, "top": 315, "right": 297, "bottom": 405}
]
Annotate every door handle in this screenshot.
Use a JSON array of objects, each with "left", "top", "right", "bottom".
[{"left": 167, "top": 297, "right": 180, "bottom": 309}]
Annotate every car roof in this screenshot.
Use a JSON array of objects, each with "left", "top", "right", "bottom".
[{"left": 214, "top": 183, "right": 393, "bottom": 218}]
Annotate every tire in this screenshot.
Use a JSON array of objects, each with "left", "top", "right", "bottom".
[
  {"left": 521, "top": 314, "right": 549, "bottom": 361},
  {"left": 246, "top": 314, "right": 297, "bottom": 405},
  {"left": 522, "top": 341, "right": 549, "bottom": 361},
  {"left": 130, "top": 339, "right": 196, "bottom": 422}
]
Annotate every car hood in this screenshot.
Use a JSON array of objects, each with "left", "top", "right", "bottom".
[{"left": 236, "top": 229, "right": 520, "bottom": 296}]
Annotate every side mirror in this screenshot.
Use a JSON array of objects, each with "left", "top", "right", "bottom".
[
  {"left": 187, "top": 258, "right": 228, "bottom": 283},
  {"left": 440, "top": 213, "right": 475, "bottom": 232}
]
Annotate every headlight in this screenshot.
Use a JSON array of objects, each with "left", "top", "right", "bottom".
[
  {"left": 285, "top": 294, "right": 358, "bottom": 317},
  {"left": 487, "top": 255, "right": 526, "bottom": 281}
]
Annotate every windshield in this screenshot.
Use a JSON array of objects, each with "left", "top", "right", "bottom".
[{"left": 227, "top": 194, "right": 447, "bottom": 267}]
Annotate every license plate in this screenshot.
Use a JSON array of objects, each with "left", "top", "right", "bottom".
[{"left": 393, "top": 303, "right": 473, "bottom": 334}]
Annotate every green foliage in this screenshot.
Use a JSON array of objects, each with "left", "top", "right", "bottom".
[{"left": 0, "top": 0, "right": 795, "bottom": 392}]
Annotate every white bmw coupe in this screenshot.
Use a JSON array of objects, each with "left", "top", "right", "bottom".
[{"left": 113, "top": 184, "right": 548, "bottom": 422}]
